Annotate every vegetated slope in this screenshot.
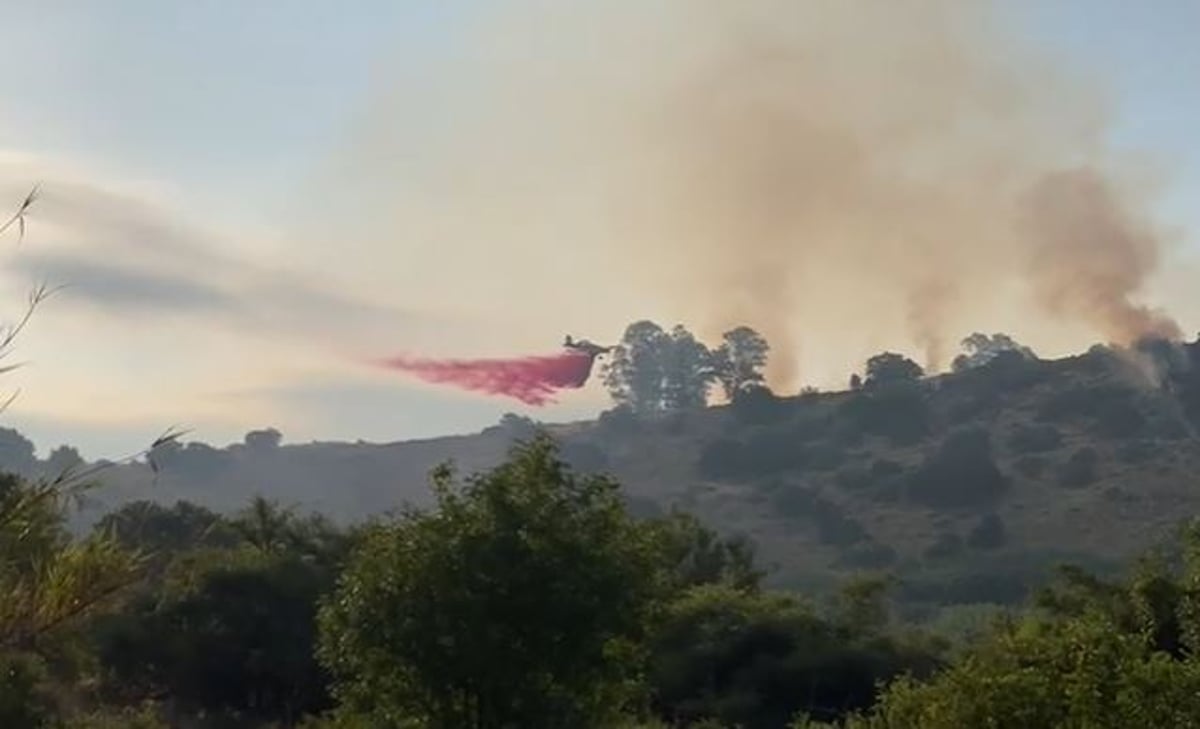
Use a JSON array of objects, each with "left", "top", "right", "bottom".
[
  {"left": 577, "top": 339, "right": 1200, "bottom": 609},
  {"left": 79, "top": 338, "right": 1200, "bottom": 609}
]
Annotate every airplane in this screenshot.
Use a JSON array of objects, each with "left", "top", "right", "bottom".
[{"left": 563, "top": 335, "right": 615, "bottom": 358}]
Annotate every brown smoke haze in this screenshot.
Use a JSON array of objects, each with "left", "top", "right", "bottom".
[{"left": 300, "top": 0, "right": 1186, "bottom": 390}]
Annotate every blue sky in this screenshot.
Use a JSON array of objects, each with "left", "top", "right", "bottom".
[
  {"left": 0, "top": 1, "right": 1196, "bottom": 459},
  {"left": 1003, "top": 0, "right": 1200, "bottom": 230}
]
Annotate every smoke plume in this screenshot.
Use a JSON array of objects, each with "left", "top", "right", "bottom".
[
  {"left": 377, "top": 351, "right": 598, "bottom": 406},
  {"left": 308, "top": 0, "right": 1185, "bottom": 390}
]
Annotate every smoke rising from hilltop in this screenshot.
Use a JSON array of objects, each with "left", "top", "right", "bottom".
[{"left": 313, "top": 0, "right": 1183, "bottom": 387}]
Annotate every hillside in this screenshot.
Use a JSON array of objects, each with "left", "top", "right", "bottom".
[{"left": 49, "top": 336, "right": 1200, "bottom": 611}]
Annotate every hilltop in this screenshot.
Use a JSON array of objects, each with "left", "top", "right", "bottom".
[{"left": 13, "top": 334, "right": 1200, "bottom": 614}]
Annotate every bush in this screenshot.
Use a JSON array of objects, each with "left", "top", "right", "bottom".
[
  {"left": 1058, "top": 447, "right": 1100, "bottom": 488},
  {"left": 0, "top": 652, "right": 54, "bottom": 729},
  {"left": 908, "top": 428, "right": 1009, "bottom": 509},
  {"left": 730, "top": 385, "right": 788, "bottom": 425},
  {"left": 840, "top": 384, "right": 931, "bottom": 446},
  {"left": 1008, "top": 423, "right": 1062, "bottom": 454},
  {"left": 966, "top": 514, "right": 1007, "bottom": 550}
]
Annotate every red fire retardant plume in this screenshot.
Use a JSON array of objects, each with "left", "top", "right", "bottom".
[{"left": 377, "top": 351, "right": 598, "bottom": 406}]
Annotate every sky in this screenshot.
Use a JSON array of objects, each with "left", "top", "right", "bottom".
[{"left": 0, "top": 1, "right": 1196, "bottom": 459}]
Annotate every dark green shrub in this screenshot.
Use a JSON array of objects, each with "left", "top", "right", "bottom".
[
  {"left": 730, "top": 384, "right": 788, "bottom": 425},
  {"left": 908, "top": 428, "right": 1009, "bottom": 509},
  {"left": 839, "top": 383, "right": 931, "bottom": 446}
]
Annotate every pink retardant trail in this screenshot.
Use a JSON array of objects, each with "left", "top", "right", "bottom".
[{"left": 377, "top": 351, "right": 598, "bottom": 406}]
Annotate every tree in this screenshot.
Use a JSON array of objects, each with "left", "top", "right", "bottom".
[
  {"left": 316, "top": 436, "right": 667, "bottom": 728},
  {"left": 863, "top": 353, "right": 924, "bottom": 389},
  {"left": 711, "top": 326, "right": 770, "bottom": 400},
  {"left": 603, "top": 320, "right": 670, "bottom": 414},
  {"left": 830, "top": 615, "right": 1200, "bottom": 729},
  {"left": 951, "top": 333, "right": 1037, "bottom": 372},
  {"left": 244, "top": 428, "right": 283, "bottom": 451},
  {"left": 651, "top": 511, "right": 764, "bottom": 593},
  {"left": 94, "top": 500, "right": 239, "bottom": 560},
  {"left": 0, "top": 427, "right": 37, "bottom": 478},
  {"left": 603, "top": 321, "right": 717, "bottom": 414},
  {"left": 662, "top": 325, "right": 715, "bottom": 411},
  {"left": 42, "top": 445, "right": 84, "bottom": 479},
  {"left": 93, "top": 546, "right": 338, "bottom": 725},
  {"left": 649, "top": 584, "right": 938, "bottom": 728},
  {"left": 0, "top": 473, "right": 141, "bottom": 649}
]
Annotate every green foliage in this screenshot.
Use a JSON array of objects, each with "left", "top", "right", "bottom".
[
  {"left": 711, "top": 326, "right": 771, "bottom": 401},
  {"left": 243, "top": 427, "right": 283, "bottom": 451},
  {"left": 604, "top": 320, "right": 718, "bottom": 415},
  {"left": 729, "top": 384, "right": 787, "bottom": 424},
  {"left": 0, "top": 428, "right": 37, "bottom": 478},
  {"left": 94, "top": 499, "right": 239, "bottom": 559},
  {"left": 492, "top": 412, "right": 540, "bottom": 442},
  {"left": 836, "top": 616, "right": 1200, "bottom": 728},
  {"left": 840, "top": 380, "right": 930, "bottom": 445},
  {"left": 0, "top": 473, "right": 141, "bottom": 651},
  {"left": 864, "top": 353, "right": 923, "bottom": 389},
  {"left": 0, "top": 651, "right": 55, "bottom": 728},
  {"left": 648, "top": 584, "right": 938, "bottom": 728},
  {"left": 907, "top": 428, "right": 1008, "bottom": 509},
  {"left": 317, "top": 436, "right": 667, "bottom": 728},
  {"left": 92, "top": 546, "right": 337, "bottom": 723},
  {"left": 951, "top": 333, "right": 1036, "bottom": 372},
  {"left": 651, "top": 511, "right": 765, "bottom": 593}
]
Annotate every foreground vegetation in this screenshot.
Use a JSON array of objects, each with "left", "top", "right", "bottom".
[{"left": 4, "top": 434, "right": 1200, "bottom": 728}]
